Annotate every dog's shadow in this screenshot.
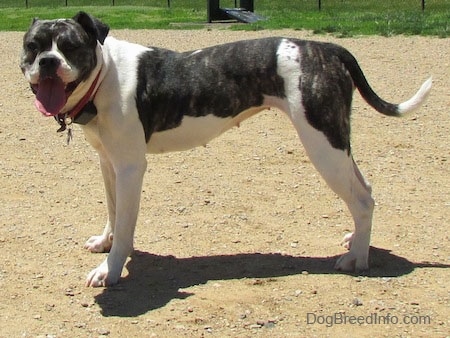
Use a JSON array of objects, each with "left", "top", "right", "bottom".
[{"left": 94, "top": 247, "right": 449, "bottom": 317}]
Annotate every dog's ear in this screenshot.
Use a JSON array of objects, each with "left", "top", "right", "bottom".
[
  {"left": 73, "top": 11, "right": 109, "bottom": 45},
  {"left": 27, "top": 17, "right": 40, "bottom": 28}
]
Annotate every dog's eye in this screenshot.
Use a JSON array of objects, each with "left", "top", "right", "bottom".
[
  {"left": 59, "top": 41, "right": 80, "bottom": 52},
  {"left": 26, "top": 42, "right": 38, "bottom": 53}
]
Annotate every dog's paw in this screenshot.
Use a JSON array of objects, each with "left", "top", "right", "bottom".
[
  {"left": 340, "top": 232, "right": 354, "bottom": 250},
  {"left": 334, "top": 251, "right": 369, "bottom": 273},
  {"left": 86, "top": 260, "right": 109, "bottom": 287},
  {"left": 84, "top": 234, "right": 113, "bottom": 253},
  {"left": 86, "top": 258, "right": 121, "bottom": 287}
]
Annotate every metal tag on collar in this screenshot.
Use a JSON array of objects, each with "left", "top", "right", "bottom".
[
  {"left": 55, "top": 114, "right": 70, "bottom": 132},
  {"left": 55, "top": 113, "right": 73, "bottom": 145}
]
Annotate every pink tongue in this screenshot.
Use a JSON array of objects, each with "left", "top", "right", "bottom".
[{"left": 34, "top": 77, "right": 67, "bottom": 116}]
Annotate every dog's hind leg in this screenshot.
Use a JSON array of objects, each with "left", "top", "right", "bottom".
[
  {"left": 277, "top": 39, "right": 374, "bottom": 271},
  {"left": 290, "top": 115, "right": 374, "bottom": 272},
  {"left": 334, "top": 156, "right": 374, "bottom": 272}
]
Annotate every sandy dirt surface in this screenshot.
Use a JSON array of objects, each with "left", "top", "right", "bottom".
[{"left": 0, "top": 28, "right": 448, "bottom": 337}]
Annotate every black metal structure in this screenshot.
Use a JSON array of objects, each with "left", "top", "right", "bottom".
[{"left": 207, "top": 0, "right": 264, "bottom": 23}]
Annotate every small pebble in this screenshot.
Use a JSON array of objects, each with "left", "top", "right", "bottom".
[
  {"left": 265, "top": 322, "right": 276, "bottom": 328},
  {"left": 352, "top": 298, "right": 363, "bottom": 306},
  {"left": 97, "top": 328, "right": 110, "bottom": 335},
  {"left": 64, "top": 288, "right": 75, "bottom": 297},
  {"left": 194, "top": 317, "right": 204, "bottom": 324}
]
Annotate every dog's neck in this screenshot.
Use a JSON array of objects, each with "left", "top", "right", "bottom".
[{"left": 54, "top": 42, "right": 104, "bottom": 137}]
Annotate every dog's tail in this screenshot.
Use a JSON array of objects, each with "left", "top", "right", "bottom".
[{"left": 339, "top": 48, "right": 432, "bottom": 116}]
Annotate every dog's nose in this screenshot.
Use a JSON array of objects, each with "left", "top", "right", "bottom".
[{"left": 39, "top": 56, "right": 60, "bottom": 69}]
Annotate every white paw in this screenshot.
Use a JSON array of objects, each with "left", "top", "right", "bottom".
[
  {"left": 341, "top": 232, "right": 354, "bottom": 250},
  {"left": 85, "top": 258, "right": 122, "bottom": 287},
  {"left": 84, "top": 233, "right": 113, "bottom": 253},
  {"left": 86, "top": 259, "right": 109, "bottom": 287},
  {"left": 335, "top": 250, "right": 369, "bottom": 272}
]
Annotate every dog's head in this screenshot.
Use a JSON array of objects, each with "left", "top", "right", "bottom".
[{"left": 20, "top": 11, "right": 109, "bottom": 116}]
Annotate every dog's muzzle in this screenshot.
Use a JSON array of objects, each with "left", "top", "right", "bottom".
[{"left": 32, "top": 56, "right": 79, "bottom": 117}]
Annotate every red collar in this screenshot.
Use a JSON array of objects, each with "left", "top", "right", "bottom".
[
  {"left": 66, "top": 67, "right": 102, "bottom": 120},
  {"left": 55, "top": 68, "right": 102, "bottom": 134}
]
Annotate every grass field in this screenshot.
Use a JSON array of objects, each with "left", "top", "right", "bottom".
[{"left": 0, "top": 0, "right": 448, "bottom": 36}]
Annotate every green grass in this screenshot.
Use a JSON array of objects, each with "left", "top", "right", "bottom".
[{"left": 0, "top": 0, "right": 448, "bottom": 37}]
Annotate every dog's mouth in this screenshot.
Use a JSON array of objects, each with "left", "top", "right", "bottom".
[{"left": 32, "top": 77, "right": 78, "bottom": 117}]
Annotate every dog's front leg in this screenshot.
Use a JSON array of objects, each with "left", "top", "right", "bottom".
[
  {"left": 84, "top": 153, "right": 116, "bottom": 253},
  {"left": 86, "top": 157, "right": 147, "bottom": 286},
  {"left": 85, "top": 122, "right": 148, "bottom": 286}
]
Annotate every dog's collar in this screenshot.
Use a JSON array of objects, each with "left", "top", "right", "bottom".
[{"left": 55, "top": 66, "right": 102, "bottom": 133}]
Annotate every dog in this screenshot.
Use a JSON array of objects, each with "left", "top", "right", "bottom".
[{"left": 20, "top": 12, "right": 432, "bottom": 287}]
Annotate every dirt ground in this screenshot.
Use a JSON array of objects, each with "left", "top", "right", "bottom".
[{"left": 0, "top": 28, "right": 448, "bottom": 337}]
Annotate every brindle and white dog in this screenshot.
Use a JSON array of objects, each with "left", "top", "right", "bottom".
[{"left": 20, "top": 12, "right": 432, "bottom": 286}]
